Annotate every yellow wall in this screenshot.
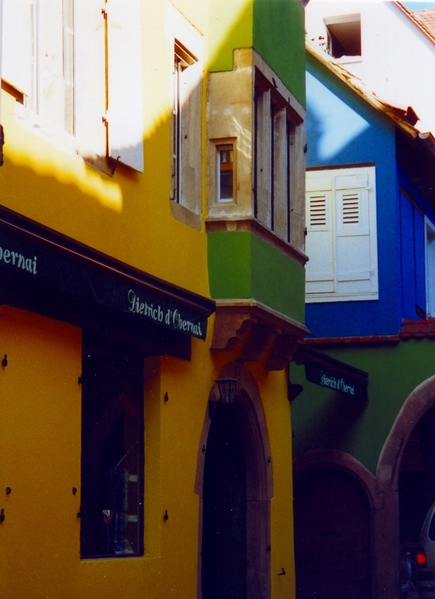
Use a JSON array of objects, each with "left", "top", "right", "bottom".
[
  {"left": 0, "top": 307, "right": 81, "bottom": 597},
  {"left": 0, "top": 307, "right": 294, "bottom": 598},
  {"left": 0, "top": 1, "right": 298, "bottom": 596},
  {"left": 0, "top": 0, "right": 209, "bottom": 299}
]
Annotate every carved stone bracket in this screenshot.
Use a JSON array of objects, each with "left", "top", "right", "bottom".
[{"left": 211, "top": 299, "right": 309, "bottom": 370}]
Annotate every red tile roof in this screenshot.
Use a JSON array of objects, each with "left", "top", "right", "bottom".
[
  {"left": 400, "top": 318, "right": 435, "bottom": 338},
  {"left": 414, "top": 8, "right": 435, "bottom": 38},
  {"left": 396, "top": 3, "right": 435, "bottom": 44},
  {"left": 302, "top": 319, "right": 435, "bottom": 344}
]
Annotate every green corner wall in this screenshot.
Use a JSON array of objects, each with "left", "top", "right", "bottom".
[
  {"left": 291, "top": 340, "right": 435, "bottom": 474},
  {"left": 207, "top": 0, "right": 306, "bottom": 107},
  {"left": 208, "top": 230, "right": 305, "bottom": 325},
  {"left": 253, "top": 0, "right": 306, "bottom": 106}
]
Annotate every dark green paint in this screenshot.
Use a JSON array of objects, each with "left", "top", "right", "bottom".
[
  {"left": 253, "top": 0, "right": 306, "bottom": 106},
  {"left": 208, "top": 0, "right": 306, "bottom": 107},
  {"left": 208, "top": 230, "right": 305, "bottom": 324},
  {"left": 291, "top": 340, "right": 435, "bottom": 474}
]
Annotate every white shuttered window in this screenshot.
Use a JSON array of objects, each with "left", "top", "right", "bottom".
[
  {"left": 305, "top": 166, "right": 378, "bottom": 302},
  {"left": 2, "top": 0, "right": 144, "bottom": 173}
]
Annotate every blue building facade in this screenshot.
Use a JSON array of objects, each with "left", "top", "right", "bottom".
[{"left": 292, "top": 44, "right": 435, "bottom": 599}]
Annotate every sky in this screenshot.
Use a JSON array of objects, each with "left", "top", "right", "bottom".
[{"left": 402, "top": 2, "right": 435, "bottom": 9}]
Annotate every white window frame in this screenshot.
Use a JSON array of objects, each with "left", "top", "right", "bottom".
[
  {"left": 166, "top": 1, "right": 203, "bottom": 229},
  {"left": 171, "top": 40, "right": 197, "bottom": 205},
  {"left": 305, "top": 165, "right": 378, "bottom": 303},
  {"left": 216, "top": 143, "right": 235, "bottom": 203},
  {"left": 324, "top": 13, "right": 362, "bottom": 63}
]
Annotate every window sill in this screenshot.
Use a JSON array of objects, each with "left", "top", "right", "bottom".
[
  {"left": 170, "top": 200, "right": 202, "bottom": 231},
  {"left": 306, "top": 292, "right": 379, "bottom": 303}
]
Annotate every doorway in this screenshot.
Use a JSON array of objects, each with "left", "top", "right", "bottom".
[
  {"left": 201, "top": 400, "right": 247, "bottom": 599},
  {"left": 197, "top": 363, "right": 273, "bottom": 599},
  {"left": 294, "top": 466, "right": 371, "bottom": 599}
]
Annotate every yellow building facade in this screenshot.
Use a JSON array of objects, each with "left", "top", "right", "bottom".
[{"left": 0, "top": 1, "right": 307, "bottom": 597}]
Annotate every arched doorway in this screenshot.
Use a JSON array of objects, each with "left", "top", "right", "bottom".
[
  {"left": 202, "top": 399, "right": 247, "bottom": 599},
  {"left": 376, "top": 375, "right": 435, "bottom": 596},
  {"left": 195, "top": 362, "right": 273, "bottom": 599},
  {"left": 293, "top": 465, "right": 371, "bottom": 599},
  {"left": 399, "top": 403, "right": 435, "bottom": 549}
]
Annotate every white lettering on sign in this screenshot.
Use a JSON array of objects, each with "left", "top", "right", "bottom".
[
  {"left": 128, "top": 289, "right": 164, "bottom": 323},
  {"left": 128, "top": 289, "right": 203, "bottom": 337},
  {"left": 0, "top": 246, "right": 38, "bottom": 275},
  {"left": 320, "top": 371, "right": 355, "bottom": 395}
]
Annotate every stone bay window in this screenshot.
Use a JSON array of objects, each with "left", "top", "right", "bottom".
[{"left": 206, "top": 48, "right": 306, "bottom": 253}]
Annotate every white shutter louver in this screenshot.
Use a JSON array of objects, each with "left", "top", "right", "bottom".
[
  {"left": 308, "top": 193, "right": 328, "bottom": 228},
  {"left": 341, "top": 192, "right": 359, "bottom": 225}
]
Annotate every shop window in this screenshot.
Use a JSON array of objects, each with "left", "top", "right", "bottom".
[
  {"left": 305, "top": 165, "right": 378, "bottom": 302},
  {"left": 2, "top": 0, "right": 144, "bottom": 173},
  {"left": 80, "top": 333, "right": 144, "bottom": 558}
]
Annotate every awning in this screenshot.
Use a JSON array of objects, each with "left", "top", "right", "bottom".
[
  {"left": 296, "top": 346, "right": 369, "bottom": 401},
  {"left": 0, "top": 206, "right": 215, "bottom": 340}
]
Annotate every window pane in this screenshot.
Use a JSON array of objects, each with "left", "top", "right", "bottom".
[
  {"left": 80, "top": 333, "right": 144, "bottom": 558},
  {"left": 217, "top": 144, "right": 234, "bottom": 202}
]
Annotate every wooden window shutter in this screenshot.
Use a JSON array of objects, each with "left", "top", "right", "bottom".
[
  {"left": 170, "top": 59, "right": 180, "bottom": 201},
  {"left": 335, "top": 173, "right": 376, "bottom": 295},
  {"left": 2, "top": 0, "right": 32, "bottom": 97},
  {"left": 273, "top": 108, "right": 289, "bottom": 241},
  {"left": 74, "top": 0, "right": 106, "bottom": 160},
  {"left": 255, "top": 89, "right": 272, "bottom": 228},
  {"left": 106, "top": 0, "right": 144, "bottom": 172},
  {"left": 179, "top": 55, "right": 202, "bottom": 213},
  {"left": 305, "top": 181, "right": 335, "bottom": 294}
]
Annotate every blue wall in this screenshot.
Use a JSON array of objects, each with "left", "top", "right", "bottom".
[
  {"left": 399, "top": 166, "right": 435, "bottom": 320},
  {"left": 305, "top": 53, "right": 403, "bottom": 338}
]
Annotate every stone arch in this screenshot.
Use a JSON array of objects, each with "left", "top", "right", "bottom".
[
  {"left": 377, "top": 375, "right": 435, "bottom": 492},
  {"left": 293, "top": 448, "right": 377, "bottom": 506},
  {"left": 374, "top": 375, "right": 435, "bottom": 598},
  {"left": 195, "top": 361, "right": 273, "bottom": 599}
]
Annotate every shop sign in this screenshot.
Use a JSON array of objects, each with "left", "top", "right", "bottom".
[
  {"left": 0, "top": 222, "right": 210, "bottom": 340},
  {"left": 302, "top": 347, "right": 368, "bottom": 401}
]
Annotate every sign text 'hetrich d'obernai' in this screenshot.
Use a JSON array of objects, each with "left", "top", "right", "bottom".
[
  {"left": 127, "top": 289, "right": 203, "bottom": 339},
  {"left": 303, "top": 349, "right": 368, "bottom": 401}
]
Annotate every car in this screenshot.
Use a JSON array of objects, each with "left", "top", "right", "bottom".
[{"left": 417, "top": 502, "right": 435, "bottom": 598}]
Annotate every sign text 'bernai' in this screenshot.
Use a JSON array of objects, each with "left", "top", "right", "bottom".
[{"left": 0, "top": 224, "right": 209, "bottom": 340}]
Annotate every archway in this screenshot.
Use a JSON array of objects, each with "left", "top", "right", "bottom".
[
  {"left": 293, "top": 451, "right": 375, "bottom": 599},
  {"left": 376, "top": 375, "right": 435, "bottom": 597},
  {"left": 195, "top": 362, "right": 273, "bottom": 599}
]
